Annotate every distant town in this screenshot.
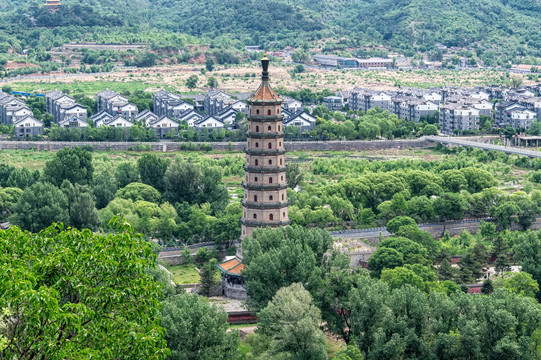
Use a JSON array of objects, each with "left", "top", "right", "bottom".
[{"left": 1, "top": 80, "right": 540, "bottom": 140}]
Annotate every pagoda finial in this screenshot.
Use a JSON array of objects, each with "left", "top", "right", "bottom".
[{"left": 261, "top": 54, "right": 270, "bottom": 82}]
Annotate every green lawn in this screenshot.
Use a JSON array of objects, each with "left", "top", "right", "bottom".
[{"left": 167, "top": 264, "right": 200, "bottom": 285}]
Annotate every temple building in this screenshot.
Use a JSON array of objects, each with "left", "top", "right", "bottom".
[
  {"left": 216, "top": 256, "right": 246, "bottom": 299},
  {"left": 240, "top": 54, "right": 290, "bottom": 239}
]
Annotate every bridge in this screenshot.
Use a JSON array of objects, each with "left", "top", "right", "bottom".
[{"left": 426, "top": 136, "right": 541, "bottom": 163}]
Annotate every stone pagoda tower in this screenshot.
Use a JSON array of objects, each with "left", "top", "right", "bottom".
[{"left": 241, "top": 55, "right": 290, "bottom": 239}]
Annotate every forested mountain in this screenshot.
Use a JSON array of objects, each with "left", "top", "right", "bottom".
[{"left": 1, "top": 0, "right": 540, "bottom": 64}]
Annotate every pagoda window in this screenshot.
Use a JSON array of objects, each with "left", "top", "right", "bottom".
[
  {"left": 283, "top": 212, "right": 286, "bottom": 217},
  {"left": 256, "top": 109, "right": 260, "bottom": 115},
  {"left": 278, "top": 109, "right": 280, "bottom": 114},
  {"left": 279, "top": 125, "right": 281, "bottom": 131},
  {"left": 279, "top": 141, "right": 282, "bottom": 146},
  {"left": 254, "top": 177, "right": 258, "bottom": 182},
  {"left": 269, "top": 177, "right": 273, "bottom": 184},
  {"left": 269, "top": 160, "right": 272, "bottom": 165},
  {"left": 268, "top": 126, "right": 271, "bottom": 131},
  {"left": 280, "top": 159, "right": 283, "bottom": 165},
  {"left": 255, "top": 159, "right": 258, "bottom": 166},
  {"left": 256, "top": 125, "right": 259, "bottom": 132},
  {"left": 254, "top": 195, "right": 258, "bottom": 202},
  {"left": 268, "top": 109, "right": 272, "bottom": 115},
  {"left": 255, "top": 142, "right": 259, "bottom": 148},
  {"left": 281, "top": 176, "right": 284, "bottom": 181},
  {"left": 253, "top": 214, "right": 257, "bottom": 219},
  {"left": 268, "top": 143, "right": 272, "bottom": 149},
  {"left": 282, "top": 194, "right": 284, "bottom": 201},
  {"left": 269, "top": 195, "right": 273, "bottom": 201},
  {"left": 270, "top": 214, "right": 274, "bottom": 221}
]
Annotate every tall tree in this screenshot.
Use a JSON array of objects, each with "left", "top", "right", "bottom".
[
  {"left": 242, "top": 226, "right": 346, "bottom": 310},
  {"left": 137, "top": 154, "right": 168, "bottom": 192},
  {"left": 0, "top": 218, "right": 168, "bottom": 359},
  {"left": 161, "top": 292, "right": 238, "bottom": 360},
  {"left": 515, "top": 231, "right": 541, "bottom": 301},
  {"left": 61, "top": 181, "right": 100, "bottom": 230},
  {"left": 493, "top": 235, "right": 512, "bottom": 274},
  {"left": 199, "top": 258, "right": 219, "bottom": 297},
  {"left": 43, "top": 146, "right": 94, "bottom": 186},
  {"left": 114, "top": 162, "right": 140, "bottom": 188},
  {"left": 10, "top": 182, "right": 69, "bottom": 232},
  {"left": 92, "top": 171, "right": 116, "bottom": 209},
  {"left": 258, "top": 283, "right": 327, "bottom": 360}
]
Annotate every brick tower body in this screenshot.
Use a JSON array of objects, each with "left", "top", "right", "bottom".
[{"left": 241, "top": 56, "right": 290, "bottom": 239}]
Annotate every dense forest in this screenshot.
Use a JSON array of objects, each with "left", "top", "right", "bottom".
[{"left": 1, "top": 0, "right": 540, "bottom": 67}]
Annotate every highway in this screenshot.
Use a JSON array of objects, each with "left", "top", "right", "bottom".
[{"left": 426, "top": 136, "right": 541, "bottom": 159}]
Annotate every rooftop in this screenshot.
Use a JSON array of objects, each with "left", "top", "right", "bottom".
[{"left": 217, "top": 256, "right": 245, "bottom": 277}]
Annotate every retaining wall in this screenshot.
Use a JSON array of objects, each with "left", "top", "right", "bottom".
[{"left": 0, "top": 138, "right": 431, "bottom": 152}]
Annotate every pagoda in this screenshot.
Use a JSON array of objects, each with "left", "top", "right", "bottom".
[{"left": 240, "top": 55, "right": 290, "bottom": 239}]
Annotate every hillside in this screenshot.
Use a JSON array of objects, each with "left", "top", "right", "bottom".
[{"left": 1, "top": 0, "right": 540, "bottom": 67}]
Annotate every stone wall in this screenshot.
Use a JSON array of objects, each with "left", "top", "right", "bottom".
[
  {"left": 334, "top": 217, "right": 541, "bottom": 246},
  {"left": 0, "top": 138, "right": 431, "bottom": 152}
]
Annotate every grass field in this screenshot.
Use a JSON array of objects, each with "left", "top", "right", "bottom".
[{"left": 167, "top": 264, "right": 200, "bottom": 285}]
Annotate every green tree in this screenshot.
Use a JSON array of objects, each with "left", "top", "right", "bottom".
[
  {"left": 481, "top": 279, "right": 494, "bottom": 294},
  {"left": 493, "top": 235, "right": 512, "bottom": 274},
  {"left": 510, "top": 75, "right": 523, "bottom": 88},
  {"left": 437, "top": 258, "right": 456, "bottom": 281},
  {"left": 286, "top": 163, "right": 304, "bottom": 189},
  {"left": 5, "top": 167, "right": 34, "bottom": 190},
  {"left": 332, "top": 346, "right": 364, "bottom": 360},
  {"left": 164, "top": 160, "right": 201, "bottom": 204},
  {"left": 116, "top": 182, "right": 162, "bottom": 203},
  {"left": 242, "top": 226, "right": 345, "bottom": 309},
  {"left": 61, "top": 181, "right": 100, "bottom": 230},
  {"left": 161, "top": 292, "right": 238, "bottom": 360},
  {"left": 422, "top": 124, "right": 438, "bottom": 135},
  {"left": 0, "top": 187, "right": 23, "bottom": 221},
  {"left": 186, "top": 75, "right": 199, "bottom": 90},
  {"left": 114, "top": 162, "right": 140, "bottom": 188},
  {"left": 137, "top": 154, "right": 168, "bottom": 192},
  {"left": 181, "top": 246, "right": 193, "bottom": 264},
  {"left": 0, "top": 218, "right": 168, "bottom": 359},
  {"left": 258, "top": 283, "right": 327, "bottom": 360},
  {"left": 43, "top": 146, "right": 94, "bottom": 186},
  {"left": 380, "top": 266, "right": 425, "bottom": 291},
  {"left": 434, "top": 192, "right": 468, "bottom": 226},
  {"left": 458, "top": 243, "right": 489, "bottom": 283},
  {"left": 92, "top": 171, "right": 116, "bottom": 209},
  {"left": 199, "top": 258, "right": 219, "bottom": 297},
  {"left": 492, "top": 201, "right": 520, "bottom": 229},
  {"left": 514, "top": 232, "right": 541, "bottom": 301},
  {"left": 494, "top": 272, "right": 539, "bottom": 298},
  {"left": 441, "top": 169, "right": 467, "bottom": 193},
  {"left": 207, "top": 76, "right": 218, "bottom": 88},
  {"left": 11, "top": 182, "right": 69, "bottom": 232},
  {"left": 205, "top": 57, "right": 215, "bottom": 72},
  {"left": 460, "top": 167, "right": 497, "bottom": 193},
  {"left": 367, "top": 247, "right": 404, "bottom": 278},
  {"left": 319, "top": 267, "right": 367, "bottom": 344},
  {"left": 386, "top": 216, "right": 417, "bottom": 234}
]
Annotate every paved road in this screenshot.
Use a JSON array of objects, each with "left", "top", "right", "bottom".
[{"left": 426, "top": 136, "right": 541, "bottom": 159}]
